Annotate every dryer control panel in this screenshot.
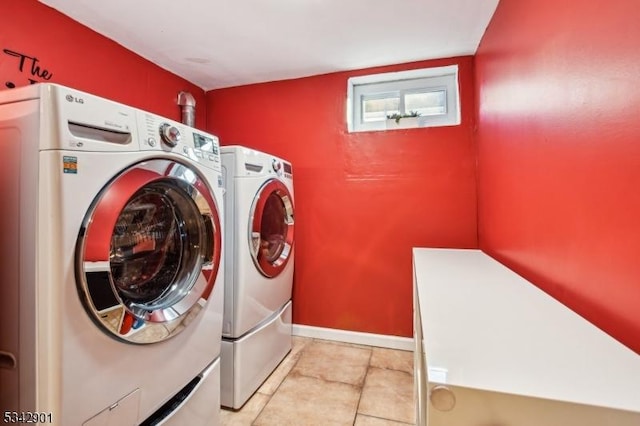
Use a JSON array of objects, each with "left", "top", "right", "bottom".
[
  {"left": 282, "top": 161, "right": 293, "bottom": 179},
  {"left": 271, "top": 159, "right": 293, "bottom": 179}
]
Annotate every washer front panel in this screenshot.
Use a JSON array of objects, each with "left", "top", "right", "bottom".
[{"left": 76, "top": 159, "right": 222, "bottom": 344}]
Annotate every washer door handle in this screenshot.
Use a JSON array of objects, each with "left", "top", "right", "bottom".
[{"left": 202, "top": 214, "right": 215, "bottom": 264}]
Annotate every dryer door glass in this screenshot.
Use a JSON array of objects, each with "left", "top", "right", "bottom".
[
  {"left": 76, "top": 159, "right": 222, "bottom": 344},
  {"left": 249, "top": 179, "right": 294, "bottom": 278}
]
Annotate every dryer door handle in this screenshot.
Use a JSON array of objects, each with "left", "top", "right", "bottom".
[{"left": 250, "top": 231, "right": 261, "bottom": 256}]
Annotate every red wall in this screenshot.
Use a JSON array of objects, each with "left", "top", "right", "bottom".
[
  {"left": 1, "top": 0, "right": 205, "bottom": 126},
  {"left": 476, "top": 0, "right": 640, "bottom": 354},
  {"left": 207, "top": 57, "right": 478, "bottom": 337}
]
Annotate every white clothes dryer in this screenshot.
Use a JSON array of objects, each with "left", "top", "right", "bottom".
[
  {"left": 0, "top": 84, "right": 224, "bottom": 425},
  {"left": 220, "top": 146, "right": 294, "bottom": 409}
]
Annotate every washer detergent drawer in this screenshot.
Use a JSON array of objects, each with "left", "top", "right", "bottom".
[{"left": 82, "top": 389, "right": 140, "bottom": 426}]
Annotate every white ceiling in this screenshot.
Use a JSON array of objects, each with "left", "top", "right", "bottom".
[{"left": 40, "top": 0, "right": 499, "bottom": 91}]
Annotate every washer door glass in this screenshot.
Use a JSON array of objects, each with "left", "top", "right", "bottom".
[
  {"left": 249, "top": 179, "right": 294, "bottom": 278},
  {"left": 76, "top": 159, "right": 222, "bottom": 344}
]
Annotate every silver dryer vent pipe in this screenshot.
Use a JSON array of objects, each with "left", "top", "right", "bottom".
[{"left": 177, "top": 91, "right": 196, "bottom": 127}]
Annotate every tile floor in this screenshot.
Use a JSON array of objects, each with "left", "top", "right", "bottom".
[{"left": 220, "top": 337, "right": 416, "bottom": 425}]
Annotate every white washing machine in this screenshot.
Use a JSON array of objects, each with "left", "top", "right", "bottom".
[
  {"left": 220, "top": 146, "right": 294, "bottom": 409},
  {"left": 0, "top": 84, "right": 224, "bottom": 425}
]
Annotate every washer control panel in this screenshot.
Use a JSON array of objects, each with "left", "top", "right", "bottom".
[
  {"left": 137, "top": 112, "right": 221, "bottom": 172},
  {"left": 159, "top": 122, "right": 181, "bottom": 147}
]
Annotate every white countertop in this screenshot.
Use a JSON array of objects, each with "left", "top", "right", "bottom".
[{"left": 413, "top": 248, "right": 640, "bottom": 413}]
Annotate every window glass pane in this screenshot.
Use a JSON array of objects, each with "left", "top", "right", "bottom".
[
  {"left": 405, "top": 90, "right": 447, "bottom": 116},
  {"left": 362, "top": 94, "right": 400, "bottom": 122},
  {"left": 348, "top": 65, "right": 460, "bottom": 132}
]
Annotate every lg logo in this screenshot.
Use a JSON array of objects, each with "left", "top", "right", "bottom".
[{"left": 65, "top": 94, "right": 84, "bottom": 104}]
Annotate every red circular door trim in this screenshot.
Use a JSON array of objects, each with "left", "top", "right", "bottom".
[
  {"left": 250, "top": 179, "right": 295, "bottom": 278},
  {"left": 84, "top": 167, "right": 159, "bottom": 262},
  {"left": 77, "top": 159, "right": 223, "bottom": 344}
]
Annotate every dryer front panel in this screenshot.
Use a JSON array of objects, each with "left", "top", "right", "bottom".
[
  {"left": 76, "top": 159, "right": 222, "bottom": 344},
  {"left": 249, "top": 178, "right": 294, "bottom": 278}
]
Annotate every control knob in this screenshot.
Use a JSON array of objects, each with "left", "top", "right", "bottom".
[
  {"left": 272, "top": 159, "right": 282, "bottom": 173},
  {"left": 159, "top": 123, "right": 181, "bottom": 147}
]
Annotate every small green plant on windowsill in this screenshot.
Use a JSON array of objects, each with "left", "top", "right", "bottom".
[{"left": 386, "top": 110, "right": 421, "bottom": 124}]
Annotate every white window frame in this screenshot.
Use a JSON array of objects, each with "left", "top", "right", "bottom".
[{"left": 347, "top": 65, "right": 461, "bottom": 132}]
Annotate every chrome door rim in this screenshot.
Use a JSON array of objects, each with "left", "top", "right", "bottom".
[{"left": 75, "top": 159, "right": 222, "bottom": 344}]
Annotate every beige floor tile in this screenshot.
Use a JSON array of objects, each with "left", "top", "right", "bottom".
[
  {"left": 292, "top": 340, "right": 371, "bottom": 386},
  {"left": 370, "top": 347, "right": 414, "bottom": 374},
  {"left": 220, "top": 391, "right": 270, "bottom": 426},
  {"left": 254, "top": 373, "right": 360, "bottom": 426},
  {"left": 259, "top": 346, "right": 303, "bottom": 395},
  {"left": 292, "top": 335, "right": 313, "bottom": 354},
  {"left": 258, "top": 335, "right": 313, "bottom": 395},
  {"left": 358, "top": 367, "right": 415, "bottom": 424},
  {"left": 313, "top": 338, "right": 372, "bottom": 350},
  {"left": 354, "top": 414, "right": 415, "bottom": 425}
]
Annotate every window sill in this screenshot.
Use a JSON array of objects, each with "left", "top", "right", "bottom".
[
  {"left": 385, "top": 117, "right": 422, "bottom": 130},
  {"left": 348, "top": 116, "right": 460, "bottom": 133}
]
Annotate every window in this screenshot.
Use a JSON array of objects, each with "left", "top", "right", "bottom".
[{"left": 347, "top": 65, "right": 460, "bottom": 132}]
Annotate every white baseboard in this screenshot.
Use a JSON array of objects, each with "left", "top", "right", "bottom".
[{"left": 292, "top": 324, "right": 414, "bottom": 351}]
